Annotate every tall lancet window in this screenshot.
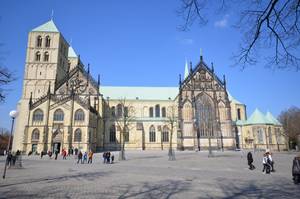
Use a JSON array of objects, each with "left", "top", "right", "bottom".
[
  {"left": 45, "top": 36, "right": 51, "bottom": 47},
  {"left": 35, "top": 51, "right": 41, "bottom": 61},
  {"left": 195, "top": 94, "right": 215, "bottom": 137},
  {"left": 37, "top": 36, "right": 42, "bottom": 47}
]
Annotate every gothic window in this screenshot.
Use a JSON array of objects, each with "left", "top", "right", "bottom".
[
  {"left": 183, "top": 103, "right": 192, "bottom": 121},
  {"left": 74, "top": 109, "right": 85, "bottom": 121},
  {"left": 162, "top": 126, "right": 169, "bottom": 142},
  {"left": 44, "top": 51, "right": 49, "bottom": 62},
  {"left": 149, "top": 125, "right": 156, "bottom": 142},
  {"left": 74, "top": 128, "right": 82, "bottom": 142},
  {"left": 31, "top": 129, "right": 40, "bottom": 141},
  {"left": 32, "top": 109, "right": 43, "bottom": 122},
  {"left": 45, "top": 36, "right": 51, "bottom": 47},
  {"left": 124, "top": 106, "right": 128, "bottom": 117},
  {"left": 36, "top": 36, "right": 42, "bottom": 47},
  {"left": 109, "top": 125, "right": 116, "bottom": 142},
  {"left": 195, "top": 94, "right": 215, "bottom": 137},
  {"left": 162, "top": 107, "right": 166, "bottom": 118},
  {"left": 237, "top": 108, "right": 241, "bottom": 120},
  {"left": 268, "top": 127, "right": 272, "bottom": 144},
  {"left": 35, "top": 51, "right": 41, "bottom": 61},
  {"left": 149, "top": 107, "right": 154, "bottom": 118},
  {"left": 111, "top": 106, "right": 115, "bottom": 117},
  {"left": 218, "top": 102, "right": 226, "bottom": 121},
  {"left": 124, "top": 126, "right": 129, "bottom": 142},
  {"left": 257, "top": 128, "right": 264, "bottom": 144},
  {"left": 53, "top": 109, "right": 64, "bottom": 121},
  {"left": 155, "top": 104, "right": 160, "bottom": 117},
  {"left": 117, "top": 104, "right": 122, "bottom": 117}
]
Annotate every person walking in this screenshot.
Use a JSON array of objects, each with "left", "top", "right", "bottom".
[
  {"left": 111, "top": 154, "right": 114, "bottom": 164},
  {"left": 266, "top": 151, "right": 275, "bottom": 172},
  {"left": 77, "top": 151, "right": 83, "bottom": 164},
  {"left": 88, "top": 151, "right": 93, "bottom": 164},
  {"left": 107, "top": 151, "right": 111, "bottom": 164},
  {"left": 83, "top": 151, "right": 87, "bottom": 164},
  {"left": 103, "top": 152, "right": 106, "bottom": 164},
  {"left": 62, "top": 149, "right": 67, "bottom": 160},
  {"left": 54, "top": 149, "right": 59, "bottom": 160},
  {"left": 292, "top": 154, "right": 300, "bottom": 184},
  {"left": 247, "top": 152, "right": 255, "bottom": 170}
]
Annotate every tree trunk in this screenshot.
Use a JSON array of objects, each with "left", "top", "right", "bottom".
[{"left": 168, "top": 124, "right": 175, "bottom": 161}]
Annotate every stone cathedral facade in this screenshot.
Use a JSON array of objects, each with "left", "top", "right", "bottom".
[{"left": 12, "top": 20, "right": 287, "bottom": 154}]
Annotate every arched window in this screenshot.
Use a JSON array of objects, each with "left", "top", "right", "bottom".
[
  {"left": 35, "top": 51, "right": 41, "bottom": 61},
  {"left": 74, "top": 109, "right": 85, "bottom": 121},
  {"left": 268, "top": 127, "right": 272, "bottom": 144},
  {"left": 183, "top": 103, "right": 192, "bottom": 121},
  {"left": 155, "top": 104, "right": 160, "bottom": 117},
  {"left": 109, "top": 125, "right": 116, "bottom": 142},
  {"left": 31, "top": 129, "right": 40, "bottom": 141},
  {"left": 162, "top": 126, "right": 169, "bottom": 142},
  {"left": 45, "top": 36, "right": 51, "bottom": 47},
  {"left": 44, "top": 52, "right": 49, "bottom": 62},
  {"left": 257, "top": 128, "right": 264, "bottom": 144},
  {"left": 74, "top": 128, "right": 82, "bottom": 142},
  {"left": 162, "top": 107, "right": 166, "bottom": 117},
  {"left": 149, "top": 125, "right": 156, "bottom": 142},
  {"left": 149, "top": 107, "right": 154, "bottom": 118},
  {"left": 53, "top": 109, "right": 64, "bottom": 121},
  {"left": 124, "top": 126, "right": 129, "bottom": 142},
  {"left": 32, "top": 109, "right": 43, "bottom": 122},
  {"left": 36, "top": 36, "right": 42, "bottom": 47},
  {"left": 117, "top": 104, "right": 122, "bottom": 117},
  {"left": 111, "top": 106, "right": 115, "bottom": 117}
]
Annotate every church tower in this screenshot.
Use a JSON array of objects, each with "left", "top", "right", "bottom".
[{"left": 22, "top": 20, "right": 69, "bottom": 100}]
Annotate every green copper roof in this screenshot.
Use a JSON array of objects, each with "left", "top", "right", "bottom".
[
  {"left": 100, "top": 86, "right": 178, "bottom": 100},
  {"left": 68, "top": 46, "right": 77, "bottom": 58},
  {"left": 246, "top": 108, "right": 272, "bottom": 125},
  {"left": 266, "top": 111, "right": 281, "bottom": 125},
  {"left": 32, "top": 20, "right": 59, "bottom": 32},
  {"left": 236, "top": 120, "right": 247, "bottom": 126},
  {"left": 227, "top": 92, "right": 243, "bottom": 105}
]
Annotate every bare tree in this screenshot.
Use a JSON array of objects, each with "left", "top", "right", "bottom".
[
  {"left": 0, "top": 43, "right": 14, "bottom": 102},
  {"left": 165, "top": 105, "right": 177, "bottom": 161},
  {"left": 278, "top": 106, "right": 300, "bottom": 150},
  {"left": 178, "top": 0, "right": 300, "bottom": 70},
  {"left": 114, "top": 98, "right": 135, "bottom": 160}
]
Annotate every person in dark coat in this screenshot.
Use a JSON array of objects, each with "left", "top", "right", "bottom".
[
  {"left": 292, "top": 155, "right": 300, "bottom": 184},
  {"left": 77, "top": 151, "right": 83, "bottom": 164},
  {"left": 247, "top": 152, "right": 255, "bottom": 170}
]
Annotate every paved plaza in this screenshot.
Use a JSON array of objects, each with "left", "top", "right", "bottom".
[{"left": 0, "top": 150, "right": 299, "bottom": 199}]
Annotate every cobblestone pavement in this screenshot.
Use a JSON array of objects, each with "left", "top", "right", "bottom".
[{"left": 0, "top": 150, "right": 299, "bottom": 199}]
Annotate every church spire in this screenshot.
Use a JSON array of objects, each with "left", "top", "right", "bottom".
[{"left": 184, "top": 59, "right": 189, "bottom": 79}]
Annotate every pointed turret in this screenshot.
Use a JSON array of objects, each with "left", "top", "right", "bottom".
[
  {"left": 179, "top": 74, "right": 182, "bottom": 88},
  {"left": 97, "top": 74, "right": 100, "bottom": 87},
  {"left": 184, "top": 60, "right": 189, "bottom": 79},
  {"left": 266, "top": 112, "right": 281, "bottom": 125},
  {"left": 211, "top": 62, "right": 214, "bottom": 73}
]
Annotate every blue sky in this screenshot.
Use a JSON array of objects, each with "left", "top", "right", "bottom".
[{"left": 0, "top": 0, "right": 299, "bottom": 129}]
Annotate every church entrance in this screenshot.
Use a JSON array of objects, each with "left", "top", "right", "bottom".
[
  {"left": 53, "top": 142, "right": 61, "bottom": 153},
  {"left": 52, "top": 128, "right": 62, "bottom": 153}
]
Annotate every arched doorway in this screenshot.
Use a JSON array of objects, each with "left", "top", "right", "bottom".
[{"left": 52, "top": 130, "right": 62, "bottom": 153}]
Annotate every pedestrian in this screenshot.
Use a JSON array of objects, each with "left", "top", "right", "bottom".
[
  {"left": 88, "top": 151, "right": 93, "bottom": 164},
  {"left": 77, "top": 151, "right": 83, "bottom": 164},
  {"left": 7, "top": 151, "right": 12, "bottom": 167},
  {"left": 266, "top": 151, "right": 275, "bottom": 172},
  {"left": 63, "top": 149, "right": 67, "bottom": 160},
  {"left": 11, "top": 151, "right": 16, "bottom": 166},
  {"left": 111, "top": 154, "right": 114, "bottom": 164},
  {"left": 107, "top": 151, "right": 111, "bottom": 164},
  {"left": 55, "top": 149, "right": 59, "bottom": 160},
  {"left": 262, "top": 153, "right": 271, "bottom": 174},
  {"left": 48, "top": 150, "right": 52, "bottom": 159},
  {"left": 75, "top": 148, "right": 78, "bottom": 156},
  {"left": 103, "top": 152, "right": 106, "bottom": 164},
  {"left": 292, "top": 154, "right": 300, "bottom": 184},
  {"left": 247, "top": 152, "right": 255, "bottom": 170},
  {"left": 83, "top": 151, "right": 87, "bottom": 163},
  {"left": 41, "top": 151, "right": 44, "bottom": 159},
  {"left": 4, "top": 150, "right": 6, "bottom": 156}
]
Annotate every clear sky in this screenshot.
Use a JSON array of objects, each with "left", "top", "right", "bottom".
[{"left": 0, "top": 0, "right": 299, "bottom": 129}]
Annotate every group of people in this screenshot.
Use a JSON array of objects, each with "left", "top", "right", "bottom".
[
  {"left": 5, "top": 150, "right": 21, "bottom": 167},
  {"left": 77, "top": 151, "right": 94, "bottom": 164},
  {"left": 247, "top": 150, "right": 275, "bottom": 174},
  {"left": 103, "top": 151, "right": 114, "bottom": 164}
]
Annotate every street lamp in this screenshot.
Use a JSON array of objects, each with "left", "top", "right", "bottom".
[{"left": 3, "top": 110, "right": 18, "bottom": 179}]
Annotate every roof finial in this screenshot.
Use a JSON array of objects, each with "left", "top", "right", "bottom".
[
  {"left": 211, "top": 62, "right": 214, "bottom": 73},
  {"left": 200, "top": 48, "right": 203, "bottom": 62},
  {"left": 51, "top": 9, "right": 54, "bottom": 20},
  {"left": 223, "top": 75, "right": 226, "bottom": 89},
  {"left": 179, "top": 74, "right": 182, "bottom": 87},
  {"left": 97, "top": 74, "right": 100, "bottom": 87}
]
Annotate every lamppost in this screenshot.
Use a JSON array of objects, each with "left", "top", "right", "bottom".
[{"left": 3, "top": 110, "right": 18, "bottom": 179}]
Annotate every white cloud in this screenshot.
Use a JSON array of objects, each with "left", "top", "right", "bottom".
[
  {"left": 214, "top": 15, "right": 229, "bottom": 28},
  {"left": 180, "top": 38, "right": 194, "bottom": 45}
]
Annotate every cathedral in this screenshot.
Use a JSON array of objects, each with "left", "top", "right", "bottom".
[{"left": 12, "top": 20, "right": 287, "bottom": 154}]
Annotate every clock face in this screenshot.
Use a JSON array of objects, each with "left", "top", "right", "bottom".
[{"left": 69, "top": 76, "right": 87, "bottom": 94}]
